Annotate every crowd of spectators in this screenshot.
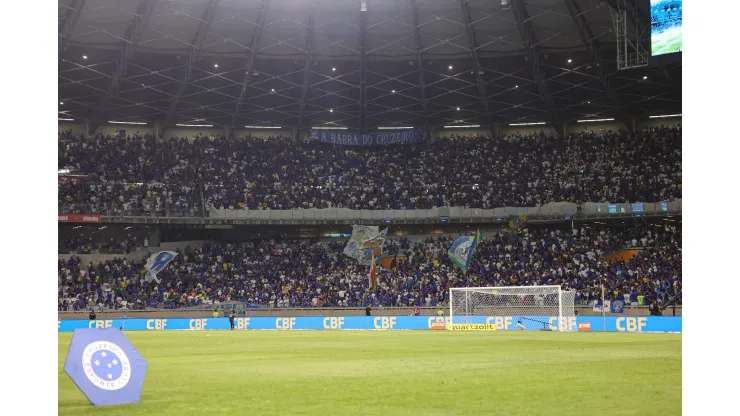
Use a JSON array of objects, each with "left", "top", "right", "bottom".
[
  {"left": 57, "top": 224, "right": 681, "bottom": 312},
  {"left": 58, "top": 127, "right": 681, "bottom": 214},
  {"left": 58, "top": 236, "right": 145, "bottom": 255}
]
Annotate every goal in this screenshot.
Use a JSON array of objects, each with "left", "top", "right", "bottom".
[{"left": 448, "top": 286, "right": 576, "bottom": 331}]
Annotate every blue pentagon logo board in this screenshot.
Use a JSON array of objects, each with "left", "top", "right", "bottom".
[{"left": 63, "top": 328, "right": 148, "bottom": 406}]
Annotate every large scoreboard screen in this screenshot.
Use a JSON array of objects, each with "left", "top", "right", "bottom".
[{"left": 650, "top": 0, "right": 682, "bottom": 56}]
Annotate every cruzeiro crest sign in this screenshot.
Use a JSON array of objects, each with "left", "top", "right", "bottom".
[{"left": 63, "top": 328, "right": 148, "bottom": 406}]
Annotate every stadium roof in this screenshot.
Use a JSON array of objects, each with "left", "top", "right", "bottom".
[{"left": 58, "top": 0, "right": 682, "bottom": 133}]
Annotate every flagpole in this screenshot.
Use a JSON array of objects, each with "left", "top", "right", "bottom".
[{"left": 601, "top": 280, "right": 606, "bottom": 333}]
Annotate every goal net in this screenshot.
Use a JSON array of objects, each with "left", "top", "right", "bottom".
[{"left": 449, "top": 286, "right": 576, "bottom": 331}]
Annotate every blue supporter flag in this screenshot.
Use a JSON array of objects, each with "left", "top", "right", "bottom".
[
  {"left": 447, "top": 230, "right": 482, "bottom": 272},
  {"left": 144, "top": 251, "right": 178, "bottom": 283},
  {"left": 610, "top": 300, "right": 625, "bottom": 313}
]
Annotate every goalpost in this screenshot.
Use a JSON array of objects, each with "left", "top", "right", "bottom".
[{"left": 448, "top": 286, "right": 576, "bottom": 331}]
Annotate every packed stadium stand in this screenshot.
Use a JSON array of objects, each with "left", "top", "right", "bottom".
[
  {"left": 58, "top": 223, "right": 681, "bottom": 312},
  {"left": 59, "top": 127, "right": 681, "bottom": 214}
]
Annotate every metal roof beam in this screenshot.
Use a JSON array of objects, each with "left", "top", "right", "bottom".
[
  {"left": 511, "top": 0, "right": 563, "bottom": 135},
  {"left": 410, "top": 0, "right": 430, "bottom": 136},
  {"left": 359, "top": 10, "right": 368, "bottom": 133},
  {"left": 298, "top": 4, "right": 315, "bottom": 130},
  {"left": 59, "top": 0, "right": 87, "bottom": 55},
  {"left": 165, "top": 0, "right": 220, "bottom": 129},
  {"left": 604, "top": 0, "right": 637, "bottom": 29},
  {"left": 564, "top": 0, "right": 632, "bottom": 131},
  {"left": 232, "top": 0, "right": 270, "bottom": 129},
  {"left": 459, "top": 0, "right": 495, "bottom": 137},
  {"left": 91, "top": 0, "right": 156, "bottom": 133}
]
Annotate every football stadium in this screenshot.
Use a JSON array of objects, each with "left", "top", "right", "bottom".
[{"left": 57, "top": 0, "right": 682, "bottom": 415}]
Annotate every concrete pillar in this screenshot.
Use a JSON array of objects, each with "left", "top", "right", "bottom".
[
  {"left": 84, "top": 119, "right": 92, "bottom": 138},
  {"left": 154, "top": 122, "right": 163, "bottom": 139},
  {"left": 492, "top": 122, "right": 501, "bottom": 139}
]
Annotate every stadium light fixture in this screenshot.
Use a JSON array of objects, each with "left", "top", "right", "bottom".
[
  {"left": 448, "top": 65, "right": 453, "bottom": 70},
  {"left": 332, "top": 67, "right": 336, "bottom": 72},
  {"left": 59, "top": 101, "right": 64, "bottom": 105},
  {"left": 108, "top": 120, "right": 148, "bottom": 125},
  {"left": 82, "top": 55, "right": 87, "bottom": 59},
  {"left": 509, "top": 122, "right": 546, "bottom": 126},
  {"left": 391, "top": 90, "right": 396, "bottom": 93},
  {"left": 58, "top": 118, "right": 74, "bottom": 121},
  {"left": 649, "top": 114, "right": 682, "bottom": 118},
  {"left": 176, "top": 124, "right": 214, "bottom": 127},
  {"left": 271, "top": 88, "right": 275, "bottom": 92},
  {"left": 576, "top": 118, "right": 615, "bottom": 123},
  {"left": 378, "top": 126, "right": 414, "bottom": 130},
  {"left": 444, "top": 125, "right": 481, "bottom": 128},
  {"left": 330, "top": 109, "right": 334, "bottom": 113},
  {"left": 643, "top": 75, "right": 647, "bottom": 80},
  {"left": 567, "top": 58, "right": 572, "bottom": 63},
  {"left": 514, "top": 85, "right": 518, "bottom": 88},
  {"left": 244, "top": 126, "right": 282, "bottom": 129},
  {"left": 312, "top": 126, "right": 348, "bottom": 130},
  {"left": 456, "top": 107, "right": 460, "bottom": 111},
  {"left": 214, "top": 63, "right": 218, "bottom": 68}
]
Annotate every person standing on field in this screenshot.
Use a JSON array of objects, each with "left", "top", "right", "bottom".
[{"left": 229, "top": 309, "right": 236, "bottom": 330}]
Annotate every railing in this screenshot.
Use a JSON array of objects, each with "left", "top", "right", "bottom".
[{"left": 60, "top": 199, "right": 682, "bottom": 224}]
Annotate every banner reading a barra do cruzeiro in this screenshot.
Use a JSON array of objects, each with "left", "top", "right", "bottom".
[{"left": 309, "top": 129, "right": 423, "bottom": 147}]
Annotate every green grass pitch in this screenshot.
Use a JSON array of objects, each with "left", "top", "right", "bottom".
[
  {"left": 58, "top": 331, "right": 681, "bottom": 416},
  {"left": 652, "top": 27, "right": 682, "bottom": 55}
]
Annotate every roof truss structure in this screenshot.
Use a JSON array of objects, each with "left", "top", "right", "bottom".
[{"left": 58, "top": 0, "right": 681, "bottom": 133}]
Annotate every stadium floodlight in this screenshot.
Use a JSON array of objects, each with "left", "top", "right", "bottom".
[
  {"left": 58, "top": 118, "right": 74, "bottom": 121},
  {"left": 176, "top": 124, "right": 213, "bottom": 127},
  {"left": 312, "top": 126, "right": 348, "bottom": 130},
  {"left": 509, "top": 122, "right": 546, "bottom": 126},
  {"left": 378, "top": 126, "right": 414, "bottom": 130},
  {"left": 649, "top": 114, "right": 682, "bottom": 118},
  {"left": 501, "top": 0, "right": 511, "bottom": 11},
  {"left": 108, "top": 121, "right": 147, "bottom": 125},
  {"left": 443, "top": 125, "right": 480, "bottom": 128},
  {"left": 449, "top": 285, "right": 576, "bottom": 331},
  {"left": 576, "top": 118, "right": 614, "bottom": 123},
  {"left": 244, "top": 126, "right": 282, "bottom": 129}
]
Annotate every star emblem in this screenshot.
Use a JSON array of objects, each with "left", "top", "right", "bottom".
[
  {"left": 94, "top": 360, "right": 100, "bottom": 366},
  {"left": 108, "top": 363, "right": 112, "bottom": 368},
  {"left": 101, "top": 352, "right": 107, "bottom": 357},
  {"left": 112, "top": 359, "right": 118, "bottom": 365},
  {"left": 107, "top": 373, "right": 113, "bottom": 379}
]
